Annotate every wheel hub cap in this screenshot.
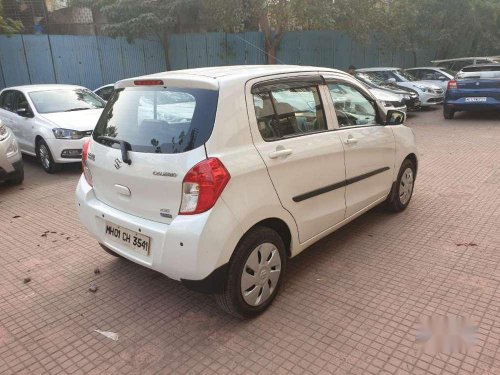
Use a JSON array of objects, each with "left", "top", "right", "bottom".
[
  {"left": 241, "top": 243, "right": 281, "bottom": 307},
  {"left": 399, "top": 168, "right": 414, "bottom": 205}
]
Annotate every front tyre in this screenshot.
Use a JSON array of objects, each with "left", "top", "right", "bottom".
[
  {"left": 385, "top": 159, "right": 416, "bottom": 212},
  {"left": 215, "top": 227, "right": 286, "bottom": 319},
  {"left": 36, "top": 139, "right": 61, "bottom": 174}
]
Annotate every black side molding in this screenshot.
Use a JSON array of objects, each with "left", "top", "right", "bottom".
[
  {"left": 180, "top": 263, "right": 229, "bottom": 294},
  {"left": 293, "top": 167, "right": 391, "bottom": 203}
]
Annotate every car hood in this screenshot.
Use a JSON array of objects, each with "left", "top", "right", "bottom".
[
  {"left": 40, "top": 109, "right": 103, "bottom": 131},
  {"left": 408, "top": 81, "right": 441, "bottom": 91},
  {"left": 369, "top": 88, "right": 402, "bottom": 102}
]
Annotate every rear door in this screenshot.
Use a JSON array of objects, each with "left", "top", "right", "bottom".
[
  {"left": 248, "top": 76, "right": 346, "bottom": 243},
  {"left": 88, "top": 83, "right": 219, "bottom": 224},
  {"left": 324, "top": 76, "right": 396, "bottom": 218}
]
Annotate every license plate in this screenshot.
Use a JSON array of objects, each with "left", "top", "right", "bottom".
[
  {"left": 104, "top": 221, "right": 151, "bottom": 256},
  {"left": 465, "top": 97, "right": 487, "bottom": 102}
]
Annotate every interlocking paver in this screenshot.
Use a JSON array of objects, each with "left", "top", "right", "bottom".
[{"left": 0, "top": 108, "right": 499, "bottom": 374}]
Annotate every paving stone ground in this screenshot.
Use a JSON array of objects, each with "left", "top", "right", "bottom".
[{"left": 0, "top": 107, "right": 499, "bottom": 375}]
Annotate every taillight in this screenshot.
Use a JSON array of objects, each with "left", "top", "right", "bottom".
[
  {"left": 134, "top": 79, "right": 164, "bottom": 86},
  {"left": 82, "top": 139, "right": 93, "bottom": 187},
  {"left": 179, "top": 158, "right": 230, "bottom": 215},
  {"left": 448, "top": 80, "right": 458, "bottom": 90}
]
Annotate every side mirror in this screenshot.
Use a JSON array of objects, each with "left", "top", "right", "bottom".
[{"left": 386, "top": 110, "right": 406, "bottom": 126}]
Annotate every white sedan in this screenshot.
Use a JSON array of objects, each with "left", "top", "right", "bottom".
[{"left": 0, "top": 84, "right": 105, "bottom": 173}]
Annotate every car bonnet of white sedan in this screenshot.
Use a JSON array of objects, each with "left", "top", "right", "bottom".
[{"left": 39, "top": 109, "right": 103, "bottom": 132}]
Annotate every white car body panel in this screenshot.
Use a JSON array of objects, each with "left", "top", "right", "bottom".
[{"left": 76, "top": 65, "right": 419, "bottom": 287}]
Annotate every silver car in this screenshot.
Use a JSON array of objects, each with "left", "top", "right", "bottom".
[
  {"left": 405, "top": 67, "right": 454, "bottom": 93},
  {"left": 357, "top": 68, "right": 445, "bottom": 107},
  {"left": 0, "top": 121, "right": 23, "bottom": 185}
]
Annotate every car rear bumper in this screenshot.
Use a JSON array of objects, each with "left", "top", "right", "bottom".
[
  {"left": 444, "top": 98, "right": 500, "bottom": 111},
  {"left": 75, "top": 175, "right": 243, "bottom": 292},
  {"left": 46, "top": 137, "right": 90, "bottom": 164}
]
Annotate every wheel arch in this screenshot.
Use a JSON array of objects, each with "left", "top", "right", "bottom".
[{"left": 405, "top": 153, "right": 418, "bottom": 177}]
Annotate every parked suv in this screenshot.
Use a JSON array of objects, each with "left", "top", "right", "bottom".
[
  {"left": 0, "top": 121, "right": 23, "bottom": 185},
  {"left": 76, "top": 66, "right": 419, "bottom": 318}
]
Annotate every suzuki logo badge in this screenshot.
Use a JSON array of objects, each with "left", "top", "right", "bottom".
[{"left": 114, "top": 158, "right": 122, "bottom": 170}]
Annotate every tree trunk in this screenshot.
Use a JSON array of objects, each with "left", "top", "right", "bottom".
[
  {"left": 266, "top": 39, "right": 277, "bottom": 64},
  {"left": 161, "top": 34, "right": 172, "bottom": 71}
]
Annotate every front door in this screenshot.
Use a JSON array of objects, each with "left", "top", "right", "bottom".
[
  {"left": 248, "top": 77, "right": 346, "bottom": 243},
  {"left": 325, "top": 80, "right": 396, "bottom": 217}
]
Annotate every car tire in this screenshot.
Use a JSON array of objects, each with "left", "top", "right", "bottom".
[
  {"left": 443, "top": 107, "right": 455, "bottom": 120},
  {"left": 215, "top": 226, "right": 287, "bottom": 319},
  {"left": 385, "top": 159, "right": 416, "bottom": 212},
  {"left": 6, "top": 167, "right": 24, "bottom": 186},
  {"left": 36, "top": 139, "right": 61, "bottom": 174}
]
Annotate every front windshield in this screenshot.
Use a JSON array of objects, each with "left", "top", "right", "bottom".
[
  {"left": 29, "top": 89, "right": 106, "bottom": 114},
  {"left": 355, "top": 72, "right": 387, "bottom": 88},
  {"left": 394, "top": 70, "right": 418, "bottom": 82}
]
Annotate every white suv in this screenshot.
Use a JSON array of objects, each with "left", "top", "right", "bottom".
[{"left": 76, "top": 66, "right": 418, "bottom": 318}]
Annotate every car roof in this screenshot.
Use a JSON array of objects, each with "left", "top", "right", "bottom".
[
  {"left": 432, "top": 57, "right": 498, "bottom": 63},
  {"left": 461, "top": 63, "right": 500, "bottom": 70},
  {"left": 2, "top": 84, "right": 85, "bottom": 93},
  {"left": 406, "top": 67, "right": 445, "bottom": 70},
  {"left": 116, "top": 65, "right": 347, "bottom": 89},
  {"left": 356, "top": 67, "right": 400, "bottom": 72}
]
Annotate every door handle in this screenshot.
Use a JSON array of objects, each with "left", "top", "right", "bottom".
[
  {"left": 269, "top": 147, "right": 293, "bottom": 159},
  {"left": 344, "top": 136, "right": 358, "bottom": 145}
]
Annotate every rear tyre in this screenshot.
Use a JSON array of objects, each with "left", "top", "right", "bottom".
[
  {"left": 99, "top": 243, "right": 123, "bottom": 258},
  {"left": 36, "top": 139, "right": 61, "bottom": 174},
  {"left": 385, "top": 159, "right": 416, "bottom": 212},
  {"left": 215, "top": 227, "right": 286, "bottom": 319},
  {"left": 443, "top": 106, "right": 455, "bottom": 120}
]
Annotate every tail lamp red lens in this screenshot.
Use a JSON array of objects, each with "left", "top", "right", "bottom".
[
  {"left": 448, "top": 80, "right": 458, "bottom": 90},
  {"left": 82, "top": 138, "right": 93, "bottom": 186},
  {"left": 179, "top": 158, "right": 230, "bottom": 215}
]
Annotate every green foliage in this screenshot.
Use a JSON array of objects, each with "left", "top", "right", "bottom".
[{"left": 0, "top": 2, "right": 23, "bottom": 34}]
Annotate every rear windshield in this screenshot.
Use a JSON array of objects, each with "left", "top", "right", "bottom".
[
  {"left": 457, "top": 66, "right": 500, "bottom": 79},
  {"left": 93, "top": 87, "right": 219, "bottom": 154}
]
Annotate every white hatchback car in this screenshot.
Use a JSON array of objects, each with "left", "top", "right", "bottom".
[
  {"left": 76, "top": 66, "right": 418, "bottom": 318},
  {"left": 0, "top": 85, "right": 105, "bottom": 173},
  {"left": 0, "top": 121, "right": 23, "bottom": 185}
]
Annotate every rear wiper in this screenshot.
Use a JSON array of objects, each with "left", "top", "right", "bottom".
[
  {"left": 97, "top": 136, "right": 132, "bottom": 165},
  {"left": 65, "top": 107, "right": 91, "bottom": 112}
]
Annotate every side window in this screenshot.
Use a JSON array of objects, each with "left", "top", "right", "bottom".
[
  {"left": 97, "top": 87, "right": 114, "bottom": 101},
  {"left": 1, "top": 91, "right": 17, "bottom": 112},
  {"left": 16, "top": 92, "right": 30, "bottom": 111},
  {"left": 253, "top": 85, "right": 327, "bottom": 141},
  {"left": 328, "top": 83, "right": 378, "bottom": 128},
  {"left": 411, "top": 70, "right": 423, "bottom": 79}
]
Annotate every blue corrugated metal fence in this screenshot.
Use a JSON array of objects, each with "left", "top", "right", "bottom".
[{"left": 0, "top": 31, "right": 437, "bottom": 90}]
